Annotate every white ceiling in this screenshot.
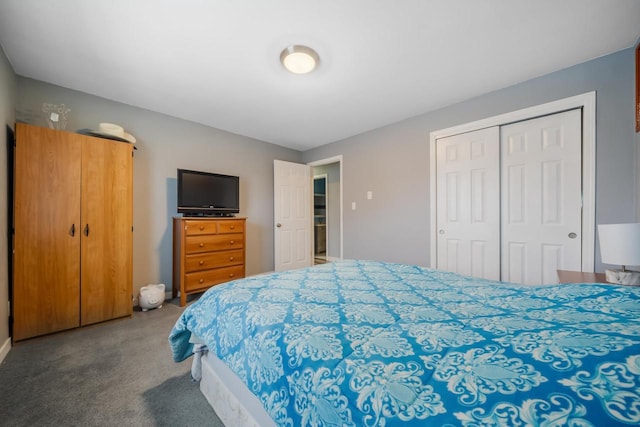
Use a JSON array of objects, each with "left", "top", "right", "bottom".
[{"left": 0, "top": 0, "right": 639, "bottom": 151}]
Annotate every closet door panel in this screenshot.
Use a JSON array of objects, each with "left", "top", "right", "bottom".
[
  {"left": 436, "top": 127, "right": 500, "bottom": 280},
  {"left": 501, "top": 109, "right": 582, "bottom": 284},
  {"left": 13, "top": 124, "right": 82, "bottom": 340},
  {"left": 80, "top": 137, "right": 133, "bottom": 325}
]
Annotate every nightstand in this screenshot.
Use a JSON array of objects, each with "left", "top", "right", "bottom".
[{"left": 557, "top": 270, "right": 607, "bottom": 284}]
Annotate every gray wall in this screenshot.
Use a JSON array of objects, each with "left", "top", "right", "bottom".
[
  {"left": 637, "top": 131, "right": 640, "bottom": 221},
  {"left": 302, "top": 48, "right": 637, "bottom": 272},
  {"left": 15, "top": 77, "right": 302, "bottom": 301},
  {"left": 0, "top": 46, "right": 15, "bottom": 352}
]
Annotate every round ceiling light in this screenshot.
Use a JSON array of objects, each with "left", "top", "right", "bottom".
[{"left": 280, "top": 45, "right": 319, "bottom": 74}]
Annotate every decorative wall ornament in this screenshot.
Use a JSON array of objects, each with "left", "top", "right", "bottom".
[{"left": 42, "top": 103, "right": 71, "bottom": 130}]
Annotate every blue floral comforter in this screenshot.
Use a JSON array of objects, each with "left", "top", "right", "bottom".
[{"left": 169, "top": 260, "right": 640, "bottom": 426}]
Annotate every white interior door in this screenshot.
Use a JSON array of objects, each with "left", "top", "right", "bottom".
[
  {"left": 436, "top": 127, "right": 501, "bottom": 280},
  {"left": 274, "top": 160, "right": 312, "bottom": 271},
  {"left": 501, "top": 109, "right": 582, "bottom": 284}
]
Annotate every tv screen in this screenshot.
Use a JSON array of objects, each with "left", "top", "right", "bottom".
[{"left": 177, "top": 169, "right": 239, "bottom": 216}]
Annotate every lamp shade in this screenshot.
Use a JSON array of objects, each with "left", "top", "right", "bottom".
[{"left": 598, "top": 223, "right": 640, "bottom": 267}]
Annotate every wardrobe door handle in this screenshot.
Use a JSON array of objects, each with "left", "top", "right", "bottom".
[
  {"left": 84, "top": 224, "right": 90, "bottom": 236},
  {"left": 70, "top": 224, "right": 76, "bottom": 237}
]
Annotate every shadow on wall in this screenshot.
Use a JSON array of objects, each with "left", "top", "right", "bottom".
[{"left": 159, "top": 177, "right": 177, "bottom": 293}]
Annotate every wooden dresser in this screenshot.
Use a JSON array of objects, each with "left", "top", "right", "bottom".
[{"left": 173, "top": 217, "right": 246, "bottom": 306}]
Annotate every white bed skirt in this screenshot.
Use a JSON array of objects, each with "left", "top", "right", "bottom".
[{"left": 200, "top": 351, "right": 277, "bottom": 427}]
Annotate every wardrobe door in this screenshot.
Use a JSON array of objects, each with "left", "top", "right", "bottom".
[
  {"left": 80, "top": 136, "right": 133, "bottom": 325},
  {"left": 13, "top": 124, "right": 82, "bottom": 340}
]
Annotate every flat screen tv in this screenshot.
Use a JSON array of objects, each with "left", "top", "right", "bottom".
[{"left": 177, "top": 169, "right": 239, "bottom": 216}]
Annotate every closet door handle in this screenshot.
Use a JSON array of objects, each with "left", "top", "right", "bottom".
[
  {"left": 84, "top": 224, "right": 90, "bottom": 236},
  {"left": 70, "top": 224, "right": 76, "bottom": 237}
]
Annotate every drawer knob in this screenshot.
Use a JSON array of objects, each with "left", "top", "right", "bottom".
[
  {"left": 199, "top": 260, "right": 204, "bottom": 265},
  {"left": 199, "top": 278, "right": 204, "bottom": 284},
  {"left": 230, "top": 225, "right": 235, "bottom": 230},
  {"left": 199, "top": 226, "right": 205, "bottom": 231},
  {"left": 229, "top": 240, "right": 234, "bottom": 245},
  {"left": 199, "top": 243, "right": 205, "bottom": 247},
  {"left": 229, "top": 273, "right": 235, "bottom": 278},
  {"left": 229, "top": 256, "right": 234, "bottom": 261}
]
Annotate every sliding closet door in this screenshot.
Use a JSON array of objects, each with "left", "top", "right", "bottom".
[
  {"left": 501, "top": 109, "right": 582, "bottom": 284},
  {"left": 436, "top": 127, "right": 500, "bottom": 280}
]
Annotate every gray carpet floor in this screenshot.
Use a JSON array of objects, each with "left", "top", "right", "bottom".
[{"left": 0, "top": 299, "right": 224, "bottom": 427}]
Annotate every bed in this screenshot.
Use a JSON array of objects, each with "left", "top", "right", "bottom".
[{"left": 169, "top": 260, "right": 640, "bottom": 426}]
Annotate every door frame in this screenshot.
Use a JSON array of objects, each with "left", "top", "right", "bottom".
[
  {"left": 429, "top": 91, "right": 596, "bottom": 272},
  {"left": 308, "top": 155, "right": 344, "bottom": 260}
]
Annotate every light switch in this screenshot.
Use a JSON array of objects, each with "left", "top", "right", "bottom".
[
  {"left": 352, "top": 202, "right": 357, "bottom": 210},
  {"left": 367, "top": 191, "right": 373, "bottom": 200}
]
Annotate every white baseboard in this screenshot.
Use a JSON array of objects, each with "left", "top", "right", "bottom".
[{"left": 0, "top": 337, "right": 11, "bottom": 364}]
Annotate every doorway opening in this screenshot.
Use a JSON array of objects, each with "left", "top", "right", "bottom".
[
  {"left": 313, "top": 175, "right": 328, "bottom": 264},
  {"left": 309, "top": 155, "right": 343, "bottom": 265}
]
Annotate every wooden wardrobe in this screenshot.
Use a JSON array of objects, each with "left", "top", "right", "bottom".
[{"left": 12, "top": 123, "right": 133, "bottom": 341}]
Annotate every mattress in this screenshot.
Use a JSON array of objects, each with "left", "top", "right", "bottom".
[
  {"left": 170, "top": 259, "right": 640, "bottom": 426},
  {"left": 199, "top": 350, "right": 276, "bottom": 427}
]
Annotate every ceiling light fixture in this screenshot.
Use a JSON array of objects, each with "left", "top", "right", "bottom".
[{"left": 280, "top": 45, "right": 319, "bottom": 74}]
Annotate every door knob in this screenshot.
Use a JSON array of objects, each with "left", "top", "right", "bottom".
[
  {"left": 276, "top": 223, "right": 282, "bottom": 228},
  {"left": 568, "top": 232, "right": 577, "bottom": 239}
]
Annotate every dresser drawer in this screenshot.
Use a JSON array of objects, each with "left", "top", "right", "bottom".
[
  {"left": 218, "top": 220, "right": 245, "bottom": 234},
  {"left": 185, "top": 233, "right": 244, "bottom": 254},
  {"left": 184, "top": 220, "right": 218, "bottom": 236},
  {"left": 184, "top": 265, "right": 245, "bottom": 292},
  {"left": 184, "top": 250, "right": 244, "bottom": 273}
]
